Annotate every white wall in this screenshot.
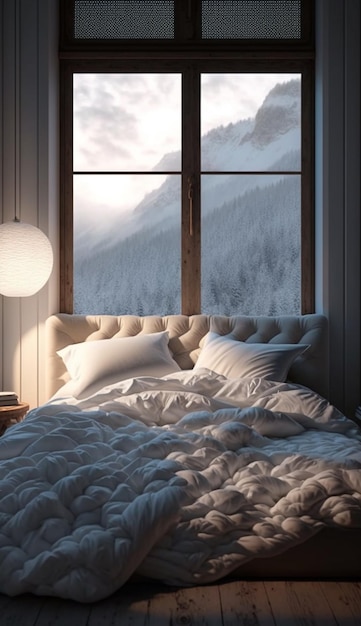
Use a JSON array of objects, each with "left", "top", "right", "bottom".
[
  {"left": 0, "top": 0, "right": 59, "bottom": 408},
  {"left": 0, "top": 0, "right": 360, "bottom": 415}
]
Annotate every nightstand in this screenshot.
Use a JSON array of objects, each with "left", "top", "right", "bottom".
[{"left": 0, "top": 402, "right": 29, "bottom": 436}]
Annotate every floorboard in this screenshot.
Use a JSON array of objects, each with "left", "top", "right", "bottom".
[
  {"left": 264, "top": 581, "right": 339, "bottom": 626},
  {"left": 319, "top": 581, "right": 361, "bottom": 626},
  {"left": 0, "top": 581, "right": 360, "bottom": 626},
  {"left": 0, "top": 594, "right": 45, "bottom": 626},
  {"left": 35, "top": 597, "right": 91, "bottom": 626},
  {"left": 218, "top": 580, "right": 275, "bottom": 626}
]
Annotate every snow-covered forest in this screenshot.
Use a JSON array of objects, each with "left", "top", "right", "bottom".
[{"left": 74, "top": 175, "right": 300, "bottom": 316}]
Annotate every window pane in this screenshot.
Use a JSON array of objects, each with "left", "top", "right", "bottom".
[
  {"left": 73, "top": 174, "right": 181, "bottom": 314},
  {"left": 201, "top": 174, "right": 301, "bottom": 315},
  {"left": 201, "top": 74, "right": 301, "bottom": 172},
  {"left": 74, "top": 1, "right": 175, "bottom": 39},
  {"left": 74, "top": 73, "right": 181, "bottom": 171},
  {"left": 202, "top": 1, "right": 301, "bottom": 39}
]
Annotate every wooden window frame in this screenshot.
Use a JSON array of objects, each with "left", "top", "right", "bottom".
[{"left": 59, "top": 1, "right": 315, "bottom": 315}]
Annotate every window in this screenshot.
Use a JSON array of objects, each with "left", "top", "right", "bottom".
[
  {"left": 73, "top": 71, "right": 182, "bottom": 314},
  {"left": 60, "top": 0, "right": 314, "bottom": 316}
]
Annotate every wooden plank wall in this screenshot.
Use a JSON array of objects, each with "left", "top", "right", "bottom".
[{"left": 0, "top": 0, "right": 59, "bottom": 408}]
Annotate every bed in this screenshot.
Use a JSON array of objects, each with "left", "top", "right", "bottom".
[{"left": 0, "top": 313, "right": 360, "bottom": 603}]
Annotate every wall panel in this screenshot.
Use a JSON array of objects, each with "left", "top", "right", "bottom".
[
  {"left": 315, "top": 0, "right": 361, "bottom": 416},
  {"left": 0, "top": 0, "right": 360, "bottom": 414},
  {"left": 0, "top": 0, "right": 59, "bottom": 407}
]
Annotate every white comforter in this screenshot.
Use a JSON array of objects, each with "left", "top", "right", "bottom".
[{"left": 0, "top": 369, "right": 360, "bottom": 602}]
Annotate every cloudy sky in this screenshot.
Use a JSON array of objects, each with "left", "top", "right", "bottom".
[{"left": 73, "top": 72, "right": 299, "bottom": 222}]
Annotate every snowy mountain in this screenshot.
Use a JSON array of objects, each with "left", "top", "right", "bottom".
[
  {"left": 74, "top": 79, "right": 302, "bottom": 316},
  {"left": 127, "top": 78, "right": 300, "bottom": 233}
]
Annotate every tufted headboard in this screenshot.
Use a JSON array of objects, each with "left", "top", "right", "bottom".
[{"left": 45, "top": 313, "right": 329, "bottom": 400}]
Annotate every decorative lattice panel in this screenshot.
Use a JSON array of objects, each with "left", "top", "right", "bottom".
[
  {"left": 74, "top": 1, "right": 174, "bottom": 39},
  {"left": 202, "top": 0, "right": 301, "bottom": 39}
]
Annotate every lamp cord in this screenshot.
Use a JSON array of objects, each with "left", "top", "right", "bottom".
[{"left": 14, "top": 0, "right": 20, "bottom": 223}]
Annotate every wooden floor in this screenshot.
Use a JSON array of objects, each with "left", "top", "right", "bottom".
[{"left": 1, "top": 580, "right": 361, "bottom": 625}]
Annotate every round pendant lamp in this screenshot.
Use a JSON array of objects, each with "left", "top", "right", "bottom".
[{"left": 0, "top": 218, "right": 53, "bottom": 297}]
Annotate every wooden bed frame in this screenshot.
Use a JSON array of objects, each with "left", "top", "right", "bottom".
[{"left": 45, "top": 313, "right": 361, "bottom": 580}]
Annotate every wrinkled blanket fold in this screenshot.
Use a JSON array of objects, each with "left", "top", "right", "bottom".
[{"left": 0, "top": 370, "right": 360, "bottom": 602}]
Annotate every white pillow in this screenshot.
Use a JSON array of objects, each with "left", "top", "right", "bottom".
[
  {"left": 194, "top": 332, "right": 308, "bottom": 382},
  {"left": 57, "top": 331, "right": 180, "bottom": 397}
]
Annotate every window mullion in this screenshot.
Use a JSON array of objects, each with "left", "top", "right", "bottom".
[
  {"left": 301, "top": 64, "right": 315, "bottom": 313},
  {"left": 182, "top": 65, "right": 201, "bottom": 315},
  {"left": 60, "top": 63, "right": 74, "bottom": 314}
]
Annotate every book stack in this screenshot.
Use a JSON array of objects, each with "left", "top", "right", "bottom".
[{"left": 0, "top": 391, "right": 19, "bottom": 406}]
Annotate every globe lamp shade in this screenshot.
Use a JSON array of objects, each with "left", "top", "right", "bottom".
[{"left": 0, "top": 220, "right": 53, "bottom": 297}]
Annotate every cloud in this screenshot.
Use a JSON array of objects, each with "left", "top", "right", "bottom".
[
  {"left": 74, "top": 75, "right": 139, "bottom": 169},
  {"left": 74, "top": 73, "right": 181, "bottom": 171}
]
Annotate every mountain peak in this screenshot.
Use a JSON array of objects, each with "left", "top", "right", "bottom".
[{"left": 242, "top": 78, "right": 301, "bottom": 148}]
